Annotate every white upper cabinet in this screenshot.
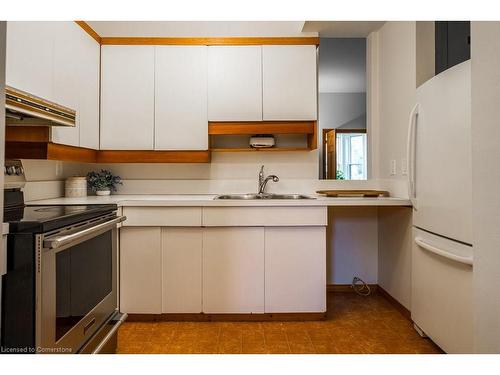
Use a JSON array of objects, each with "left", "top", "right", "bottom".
[
  {"left": 51, "top": 22, "right": 82, "bottom": 147},
  {"left": 100, "top": 45, "right": 155, "bottom": 150},
  {"left": 6, "top": 22, "right": 55, "bottom": 100},
  {"left": 155, "top": 46, "right": 208, "bottom": 150},
  {"left": 208, "top": 46, "right": 262, "bottom": 121},
  {"left": 77, "top": 28, "right": 100, "bottom": 150},
  {"left": 6, "top": 21, "right": 100, "bottom": 149},
  {"left": 262, "top": 45, "right": 317, "bottom": 120},
  {"left": 52, "top": 22, "right": 100, "bottom": 148}
]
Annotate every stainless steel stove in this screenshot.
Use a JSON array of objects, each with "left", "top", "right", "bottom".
[{"left": 1, "top": 163, "right": 127, "bottom": 354}]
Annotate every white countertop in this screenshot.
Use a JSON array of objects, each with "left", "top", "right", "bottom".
[{"left": 27, "top": 194, "right": 411, "bottom": 207}]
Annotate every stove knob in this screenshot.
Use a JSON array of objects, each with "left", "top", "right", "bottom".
[{"left": 6, "top": 166, "right": 16, "bottom": 175}]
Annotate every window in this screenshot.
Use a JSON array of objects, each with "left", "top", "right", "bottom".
[{"left": 336, "top": 132, "right": 367, "bottom": 180}]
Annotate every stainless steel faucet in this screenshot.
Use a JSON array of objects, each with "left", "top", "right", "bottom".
[{"left": 258, "top": 165, "right": 279, "bottom": 194}]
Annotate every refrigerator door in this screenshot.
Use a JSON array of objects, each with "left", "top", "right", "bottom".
[
  {"left": 411, "top": 228, "right": 473, "bottom": 353},
  {"left": 411, "top": 60, "right": 472, "bottom": 244}
]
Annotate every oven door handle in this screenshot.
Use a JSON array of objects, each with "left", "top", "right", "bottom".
[{"left": 43, "top": 216, "right": 126, "bottom": 249}]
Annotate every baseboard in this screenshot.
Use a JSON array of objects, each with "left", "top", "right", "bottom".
[
  {"left": 127, "top": 312, "right": 327, "bottom": 322},
  {"left": 327, "top": 284, "right": 378, "bottom": 293},
  {"left": 377, "top": 286, "right": 411, "bottom": 320},
  {"left": 327, "top": 284, "right": 411, "bottom": 321}
]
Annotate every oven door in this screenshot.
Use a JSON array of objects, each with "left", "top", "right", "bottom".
[{"left": 36, "top": 215, "right": 125, "bottom": 353}]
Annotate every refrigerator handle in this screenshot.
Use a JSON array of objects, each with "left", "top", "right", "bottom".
[
  {"left": 415, "top": 237, "right": 473, "bottom": 266},
  {"left": 406, "top": 103, "right": 419, "bottom": 208}
]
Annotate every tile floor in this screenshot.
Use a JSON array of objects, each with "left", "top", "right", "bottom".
[{"left": 116, "top": 292, "right": 443, "bottom": 354}]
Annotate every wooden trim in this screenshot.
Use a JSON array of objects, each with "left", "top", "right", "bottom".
[
  {"left": 75, "top": 21, "right": 102, "bottom": 44},
  {"left": 5, "top": 142, "right": 97, "bottom": 163},
  {"left": 307, "top": 121, "right": 318, "bottom": 150},
  {"left": 335, "top": 128, "right": 367, "bottom": 134},
  {"left": 327, "top": 284, "right": 378, "bottom": 293},
  {"left": 208, "top": 121, "right": 315, "bottom": 135},
  {"left": 377, "top": 286, "right": 411, "bottom": 320},
  {"left": 47, "top": 143, "right": 97, "bottom": 163},
  {"left": 100, "top": 37, "right": 320, "bottom": 46},
  {"left": 127, "top": 312, "right": 326, "bottom": 322},
  {"left": 97, "top": 150, "right": 211, "bottom": 163},
  {"left": 5, "top": 126, "right": 50, "bottom": 143}
]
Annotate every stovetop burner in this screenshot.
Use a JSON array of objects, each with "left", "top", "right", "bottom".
[{"left": 5, "top": 204, "right": 118, "bottom": 233}]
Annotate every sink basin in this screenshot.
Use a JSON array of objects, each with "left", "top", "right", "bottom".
[{"left": 214, "top": 193, "right": 315, "bottom": 200}]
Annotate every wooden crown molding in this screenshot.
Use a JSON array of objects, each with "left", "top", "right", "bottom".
[
  {"left": 100, "top": 36, "right": 320, "bottom": 46},
  {"left": 73, "top": 22, "right": 319, "bottom": 46},
  {"left": 75, "top": 21, "right": 102, "bottom": 44}
]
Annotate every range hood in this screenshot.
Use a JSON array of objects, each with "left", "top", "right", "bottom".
[{"left": 5, "top": 86, "right": 76, "bottom": 127}]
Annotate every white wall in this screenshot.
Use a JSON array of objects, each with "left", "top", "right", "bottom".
[
  {"left": 367, "top": 21, "right": 416, "bottom": 306},
  {"left": 373, "top": 22, "right": 416, "bottom": 197},
  {"left": 471, "top": 21, "right": 500, "bottom": 354},
  {"left": 328, "top": 207, "right": 378, "bottom": 285},
  {"left": 19, "top": 160, "right": 86, "bottom": 201},
  {"left": 377, "top": 207, "right": 412, "bottom": 309},
  {"left": 319, "top": 93, "right": 366, "bottom": 129},
  {"left": 319, "top": 38, "right": 366, "bottom": 93}
]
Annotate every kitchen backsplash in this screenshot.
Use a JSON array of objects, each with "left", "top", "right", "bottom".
[{"left": 18, "top": 152, "right": 409, "bottom": 201}]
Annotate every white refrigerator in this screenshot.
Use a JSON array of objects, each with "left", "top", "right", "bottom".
[{"left": 408, "top": 60, "right": 474, "bottom": 353}]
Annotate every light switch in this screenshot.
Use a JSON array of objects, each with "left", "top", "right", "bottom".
[
  {"left": 390, "top": 160, "right": 397, "bottom": 176},
  {"left": 401, "top": 159, "right": 407, "bottom": 175}
]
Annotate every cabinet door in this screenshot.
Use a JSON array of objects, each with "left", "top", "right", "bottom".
[
  {"left": 51, "top": 22, "right": 83, "bottom": 147},
  {"left": 203, "top": 227, "right": 264, "bottom": 313},
  {"left": 77, "top": 27, "right": 100, "bottom": 149},
  {"left": 120, "top": 227, "right": 161, "bottom": 314},
  {"left": 155, "top": 46, "right": 208, "bottom": 150},
  {"left": 264, "top": 227, "right": 326, "bottom": 313},
  {"left": 161, "top": 228, "right": 202, "bottom": 313},
  {"left": 262, "top": 45, "right": 317, "bottom": 120},
  {"left": 208, "top": 46, "right": 262, "bottom": 121},
  {"left": 101, "top": 46, "right": 155, "bottom": 150},
  {"left": 6, "top": 21, "right": 55, "bottom": 100}
]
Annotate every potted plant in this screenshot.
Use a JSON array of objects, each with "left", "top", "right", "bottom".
[{"left": 86, "top": 169, "right": 122, "bottom": 196}]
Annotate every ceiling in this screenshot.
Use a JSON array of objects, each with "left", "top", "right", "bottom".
[
  {"left": 86, "top": 21, "right": 386, "bottom": 38},
  {"left": 302, "top": 21, "right": 385, "bottom": 37},
  {"left": 87, "top": 21, "right": 317, "bottom": 37}
]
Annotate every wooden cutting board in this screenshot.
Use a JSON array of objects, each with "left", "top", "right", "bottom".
[{"left": 316, "top": 189, "right": 390, "bottom": 198}]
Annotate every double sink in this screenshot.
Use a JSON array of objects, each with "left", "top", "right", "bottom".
[{"left": 215, "top": 193, "right": 315, "bottom": 200}]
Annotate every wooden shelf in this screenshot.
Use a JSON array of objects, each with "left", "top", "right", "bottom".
[
  {"left": 97, "top": 150, "right": 211, "bottom": 163},
  {"left": 6, "top": 141, "right": 98, "bottom": 163},
  {"left": 209, "top": 121, "right": 318, "bottom": 152},
  {"left": 208, "top": 121, "right": 315, "bottom": 135},
  {"left": 210, "top": 147, "right": 312, "bottom": 152},
  {"left": 5, "top": 126, "right": 211, "bottom": 163}
]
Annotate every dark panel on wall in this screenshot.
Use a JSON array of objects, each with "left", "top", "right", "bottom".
[{"left": 435, "top": 21, "right": 470, "bottom": 75}]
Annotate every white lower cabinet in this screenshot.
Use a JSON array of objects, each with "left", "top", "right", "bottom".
[
  {"left": 120, "top": 227, "right": 162, "bottom": 314},
  {"left": 202, "top": 227, "right": 265, "bottom": 313},
  {"left": 264, "top": 227, "right": 326, "bottom": 313},
  {"left": 119, "top": 208, "right": 327, "bottom": 316},
  {"left": 161, "top": 228, "right": 203, "bottom": 313}
]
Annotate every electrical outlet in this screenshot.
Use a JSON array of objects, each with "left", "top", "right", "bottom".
[
  {"left": 401, "top": 158, "right": 407, "bottom": 175},
  {"left": 390, "top": 160, "right": 397, "bottom": 176}
]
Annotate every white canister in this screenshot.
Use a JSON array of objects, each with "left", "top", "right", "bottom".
[{"left": 65, "top": 177, "right": 87, "bottom": 198}]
